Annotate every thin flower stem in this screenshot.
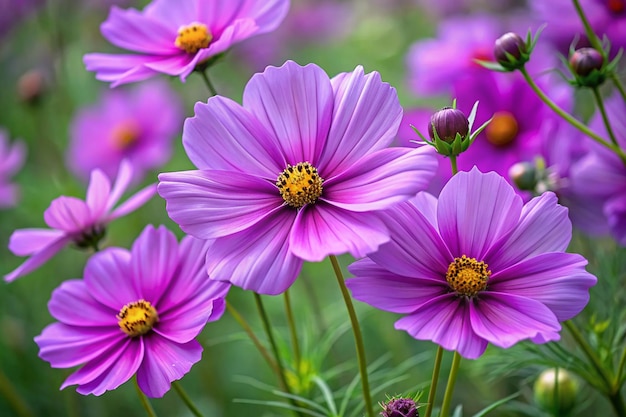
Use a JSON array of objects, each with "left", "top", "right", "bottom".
[
  {"left": 564, "top": 321, "right": 613, "bottom": 391},
  {"left": 329, "top": 255, "right": 375, "bottom": 417},
  {"left": 608, "top": 391, "right": 626, "bottom": 417},
  {"left": 172, "top": 381, "right": 204, "bottom": 417},
  {"left": 135, "top": 377, "right": 158, "bottom": 417},
  {"left": 424, "top": 345, "right": 444, "bottom": 417},
  {"left": 571, "top": 0, "right": 604, "bottom": 55},
  {"left": 519, "top": 67, "right": 626, "bottom": 162},
  {"left": 438, "top": 351, "right": 462, "bottom": 417},
  {"left": 609, "top": 73, "right": 626, "bottom": 103},
  {"left": 199, "top": 69, "right": 218, "bottom": 96},
  {"left": 284, "top": 289, "right": 302, "bottom": 369},
  {"left": 225, "top": 301, "right": 279, "bottom": 375},
  {"left": 591, "top": 87, "right": 619, "bottom": 147},
  {"left": 615, "top": 347, "right": 626, "bottom": 390},
  {"left": 0, "top": 367, "right": 34, "bottom": 417},
  {"left": 449, "top": 155, "right": 458, "bottom": 176}
]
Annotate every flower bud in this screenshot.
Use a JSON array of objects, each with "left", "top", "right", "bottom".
[
  {"left": 509, "top": 161, "right": 537, "bottom": 191},
  {"left": 533, "top": 368, "right": 579, "bottom": 416},
  {"left": 494, "top": 32, "right": 528, "bottom": 71},
  {"left": 380, "top": 397, "right": 418, "bottom": 417},
  {"left": 428, "top": 107, "right": 469, "bottom": 144},
  {"left": 17, "top": 69, "right": 47, "bottom": 105},
  {"left": 569, "top": 48, "right": 604, "bottom": 77}
]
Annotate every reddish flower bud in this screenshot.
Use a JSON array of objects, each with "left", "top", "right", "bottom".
[
  {"left": 569, "top": 47, "right": 604, "bottom": 77},
  {"left": 380, "top": 398, "right": 419, "bottom": 417},
  {"left": 428, "top": 107, "right": 469, "bottom": 144},
  {"left": 494, "top": 32, "right": 528, "bottom": 70}
]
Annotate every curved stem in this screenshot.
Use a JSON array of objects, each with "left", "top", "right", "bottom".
[
  {"left": 591, "top": 87, "right": 619, "bottom": 147},
  {"left": 199, "top": 69, "right": 218, "bottom": 96},
  {"left": 519, "top": 67, "right": 626, "bottom": 162},
  {"left": 571, "top": 0, "right": 604, "bottom": 55},
  {"left": 284, "top": 289, "right": 302, "bottom": 370},
  {"left": 439, "top": 351, "right": 462, "bottom": 417},
  {"left": 608, "top": 390, "right": 626, "bottom": 417},
  {"left": 329, "top": 255, "right": 374, "bottom": 417},
  {"left": 172, "top": 381, "right": 204, "bottom": 417},
  {"left": 615, "top": 347, "right": 626, "bottom": 390},
  {"left": 424, "top": 346, "right": 444, "bottom": 417},
  {"left": 135, "top": 377, "right": 158, "bottom": 417},
  {"left": 564, "top": 321, "right": 613, "bottom": 391},
  {"left": 610, "top": 73, "right": 626, "bottom": 104},
  {"left": 449, "top": 155, "right": 458, "bottom": 176}
]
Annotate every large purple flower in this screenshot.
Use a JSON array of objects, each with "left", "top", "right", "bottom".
[
  {"left": 67, "top": 81, "right": 183, "bottom": 183},
  {"left": 0, "top": 129, "right": 26, "bottom": 208},
  {"left": 158, "top": 61, "right": 437, "bottom": 295},
  {"left": 84, "top": 0, "right": 290, "bottom": 86},
  {"left": 4, "top": 160, "right": 155, "bottom": 282},
  {"left": 347, "top": 168, "right": 596, "bottom": 359},
  {"left": 35, "top": 225, "right": 230, "bottom": 397}
]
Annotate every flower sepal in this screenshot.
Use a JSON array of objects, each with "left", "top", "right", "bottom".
[
  {"left": 379, "top": 392, "right": 422, "bottom": 417},
  {"left": 475, "top": 26, "right": 545, "bottom": 72},
  {"left": 564, "top": 40, "right": 622, "bottom": 88}
]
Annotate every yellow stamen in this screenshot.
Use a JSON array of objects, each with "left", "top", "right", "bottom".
[
  {"left": 446, "top": 255, "right": 491, "bottom": 297},
  {"left": 117, "top": 299, "right": 158, "bottom": 337},
  {"left": 175, "top": 22, "right": 212, "bottom": 54},
  {"left": 276, "top": 162, "right": 324, "bottom": 208},
  {"left": 486, "top": 111, "right": 518, "bottom": 147}
]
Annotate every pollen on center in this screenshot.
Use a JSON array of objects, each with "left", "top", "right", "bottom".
[
  {"left": 117, "top": 299, "right": 158, "bottom": 337},
  {"left": 175, "top": 22, "right": 212, "bottom": 54},
  {"left": 446, "top": 255, "right": 491, "bottom": 297},
  {"left": 276, "top": 162, "right": 324, "bottom": 208}
]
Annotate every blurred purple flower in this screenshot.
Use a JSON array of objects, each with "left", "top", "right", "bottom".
[
  {"left": 158, "top": 61, "right": 437, "bottom": 295},
  {"left": 347, "top": 168, "right": 596, "bottom": 359},
  {"left": 0, "top": 129, "right": 26, "bottom": 208},
  {"left": 35, "top": 225, "right": 230, "bottom": 397},
  {"left": 414, "top": 0, "right": 525, "bottom": 16},
  {"left": 5, "top": 160, "right": 155, "bottom": 282},
  {"left": 67, "top": 81, "right": 182, "bottom": 183},
  {"left": 83, "top": 0, "right": 290, "bottom": 87}
]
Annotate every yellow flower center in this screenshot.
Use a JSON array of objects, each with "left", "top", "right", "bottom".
[
  {"left": 175, "top": 22, "right": 213, "bottom": 54},
  {"left": 117, "top": 299, "right": 158, "bottom": 337},
  {"left": 446, "top": 255, "right": 491, "bottom": 297},
  {"left": 111, "top": 121, "right": 140, "bottom": 150},
  {"left": 485, "top": 111, "right": 518, "bottom": 147},
  {"left": 276, "top": 162, "right": 324, "bottom": 208}
]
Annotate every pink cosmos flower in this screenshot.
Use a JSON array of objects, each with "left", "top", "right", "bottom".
[
  {"left": 83, "top": 0, "right": 290, "bottom": 87},
  {"left": 4, "top": 160, "right": 155, "bottom": 282},
  {"left": 35, "top": 225, "right": 230, "bottom": 397},
  {"left": 158, "top": 61, "right": 437, "bottom": 295},
  {"left": 67, "top": 80, "right": 183, "bottom": 183},
  {"left": 347, "top": 168, "right": 596, "bottom": 359},
  {"left": 0, "top": 129, "right": 26, "bottom": 208}
]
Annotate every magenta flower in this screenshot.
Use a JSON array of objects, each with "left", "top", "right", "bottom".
[
  {"left": 347, "top": 168, "right": 596, "bottom": 359},
  {"left": 84, "top": 0, "right": 290, "bottom": 87},
  {"left": 0, "top": 129, "right": 26, "bottom": 208},
  {"left": 5, "top": 160, "right": 155, "bottom": 282},
  {"left": 35, "top": 225, "right": 230, "bottom": 397},
  {"left": 158, "top": 61, "right": 437, "bottom": 295},
  {"left": 67, "top": 81, "right": 183, "bottom": 183}
]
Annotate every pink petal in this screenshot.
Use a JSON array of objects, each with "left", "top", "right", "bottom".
[
  {"left": 156, "top": 295, "right": 225, "bottom": 344},
  {"left": 136, "top": 337, "right": 202, "bottom": 398},
  {"left": 107, "top": 183, "right": 156, "bottom": 220},
  {"left": 143, "top": 53, "right": 196, "bottom": 77},
  {"left": 86, "top": 169, "right": 112, "bottom": 220},
  {"left": 8, "top": 228, "right": 66, "bottom": 256},
  {"left": 48, "top": 280, "right": 118, "bottom": 327},
  {"left": 197, "top": 0, "right": 289, "bottom": 34},
  {"left": 144, "top": 0, "right": 198, "bottom": 27},
  {"left": 84, "top": 53, "right": 161, "bottom": 87},
  {"left": 4, "top": 235, "right": 71, "bottom": 282},
  {"left": 290, "top": 203, "right": 389, "bottom": 262},
  {"left": 84, "top": 248, "right": 140, "bottom": 309},
  {"left": 44, "top": 196, "right": 92, "bottom": 232},
  {"left": 106, "top": 159, "right": 133, "bottom": 211}
]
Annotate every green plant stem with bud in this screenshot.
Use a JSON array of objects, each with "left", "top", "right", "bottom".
[
  {"left": 439, "top": 352, "right": 462, "bottom": 417},
  {"left": 172, "top": 381, "right": 204, "bottom": 417},
  {"left": 329, "top": 254, "right": 375, "bottom": 417},
  {"left": 135, "top": 377, "right": 158, "bottom": 417},
  {"left": 591, "top": 87, "right": 619, "bottom": 147},
  {"left": 449, "top": 155, "right": 458, "bottom": 176},
  {"left": 519, "top": 67, "right": 626, "bottom": 163},
  {"left": 284, "top": 289, "right": 302, "bottom": 370},
  {"left": 424, "top": 346, "right": 444, "bottom": 417}
]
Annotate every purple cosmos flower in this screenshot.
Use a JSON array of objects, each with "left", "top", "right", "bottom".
[
  {"left": 35, "top": 225, "right": 230, "bottom": 397},
  {"left": 67, "top": 80, "right": 183, "bottom": 183},
  {"left": 158, "top": 61, "right": 437, "bottom": 295},
  {"left": 347, "top": 168, "right": 596, "bottom": 359},
  {"left": 5, "top": 160, "right": 155, "bottom": 282},
  {"left": 0, "top": 129, "right": 26, "bottom": 208},
  {"left": 83, "top": 0, "right": 290, "bottom": 87}
]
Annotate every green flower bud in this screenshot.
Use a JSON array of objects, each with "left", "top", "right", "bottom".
[{"left": 533, "top": 368, "right": 579, "bottom": 416}]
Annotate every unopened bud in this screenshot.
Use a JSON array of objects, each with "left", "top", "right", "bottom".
[
  {"left": 380, "top": 397, "right": 418, "bottom": 417},
  {"left": 17, "top": 69, "right": 47, "bottom": 105},
  {"left": 533, "top": 368, "right": 579, "bottom": 416},
  {"left": 428, "top": 107, "right": 469, "bottom": 144},
  {"left": 509, "top": 161, "right": 537, "bottom": 191},
  {"left": 569, "top": 48, "right": 604, "bottom": 77},
  {"left": 494, "top": 32, "right": 528, "bottom": 71}
]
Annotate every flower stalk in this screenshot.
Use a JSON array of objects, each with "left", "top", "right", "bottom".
[
  {"left": 591, "top": 87, "right": 619, "bottom": 148},
  {"left": 424, "top": 346, "right": 444, "bottom": 417},
  {"left": 439, "top": 352, "right": 462, "bottom": 417},
  {"left": 172, "top": 382, "right": 204, "bottom": 417},
  {"left": 135, "top": 377, "right": 158, "bottom": 417},
  {"left": 284, "top": 289, "right": 302, "bottom": 370}
]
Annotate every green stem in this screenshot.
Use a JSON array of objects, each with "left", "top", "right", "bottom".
[
  {"left": 135, "top": 377, "right": 158, "bottom": 417},
  {"left": 571, "top": 0, "right": 604, "bottom": 55},
  {"left": 438, "top": 352, "right": 462, "bottom": 417},
  {"left": 199, "top": 69, "right": 218, "bottom": 96},
  {"left": 0, "top": 367, "right": 34, "bottom": 417},
  {"left": 284, "top": 289, "right": 302, "bottom": 370},
  {"left": 329, "top": 255, "right": 374, "bottom": 417},
  {"left": 172, "top": 381, "right": 204, "bottom": 417},
  {"left": 424, "top": 346, "right": 444, "bottom": 417},
  {"left": 520, "top": 67, "right": 626, "bottom": 162},
  {"left": 225, "top": 301, "right": 279, "bottom": 375},
  {"left": 609, "top": 73, "right": 626, "bottom": 104},
  {"left": 449, "top": 155, "right": 458, "bottom": 176},
  {"left": 564, "top": 321, "right": 613, "bottom": 391},
  {"left": 591, "top": 87, "right": 619, "bottom": 147},
  {"left": 608, "top": 391, "right": 626, "bottom": 417},
  {"left": 615, "top": 347, "right": 626, "bottom": 390}
]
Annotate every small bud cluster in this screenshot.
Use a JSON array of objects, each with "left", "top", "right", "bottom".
[{"left": 380, "top": 396, "right": 419, "bottom": 417}]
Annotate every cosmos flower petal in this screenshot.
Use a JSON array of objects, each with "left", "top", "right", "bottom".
[
  {"left": 318, "top": 66, "right": 402, "bottom": 175},
  {"left": 490, "top": 253, "right": 597, "bottom": 321},
  {"left": 158, "top": 170, "right": 281, "bottom": 239},
  {"left": 198, "top": 0, "right": 290, "bottom": 33},
  {"left": 101, "top": 6, "right": 178, "bottom": 55},
  {"left": 347, "top": 259, "right": 447, "bottom": 314},
  {"left": 44, "top": 196, "right": 92, "bottom": 232},
  {"left": 136, "top": 338, "right": 202, "bottom": 398},
  {"left": 4, "top": 235, "right": 71, "bottom": 283},
  {"left": 48, "top": 280, "right": 118, "bottom": 327},
  {"left": 108, "top": 183, "right": 156, "bottom": 221},
  {"left": 243, "top": 60, "right": 333, "bottom": 164},
  {"left": 394, "top": 294, "right": 488, "bottom": 360},
  {"left": 437, "top": 168, "right": 522, "bottom": 259},
  {"left": 206, "top": 210, "right": 303, "bottom": 295},
  {"left": 323, "top": 146, "right": 436, "bottom": 211},
  {"left": 486, "top": 192, "right": 571, "bottom": 270},
  {"left": 144, "top": 0, "right": 196, "bottom": 26},
  {"left": 84, "top": 248, "right": 140, "bottom": 309},
  {"left": 106, "top": 159, "right": 134, "bottom": 210},
  {"left": 7, "top": 228, "right": 66, "bottom": 256},
  {"left": 35, "top": 323, "right": 125, "bottom": 368},
  {"left": 67, "top": 338, "right": 144, "bottom": 396},
  {"left": 156, "top": 296, "right": 225, "bottom": 344},
  {"left": 143, "top": 53, "right": 197, "bottom": 77},
  {"left": 86, "top": 169, "right": 112, "bottom": 220},
  {"left": 469, "top": 292, "right": 560, "bottom": 349},
  {"left": 290, "top": 203, "right": 389, "bottom": 262},
  {"left": 83, "top": 53, "right": 161, "bottom": 86}
]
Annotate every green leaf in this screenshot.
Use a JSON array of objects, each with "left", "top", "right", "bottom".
[{"left": 471, "top": 392, "right": 520, "bottom": 417}]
